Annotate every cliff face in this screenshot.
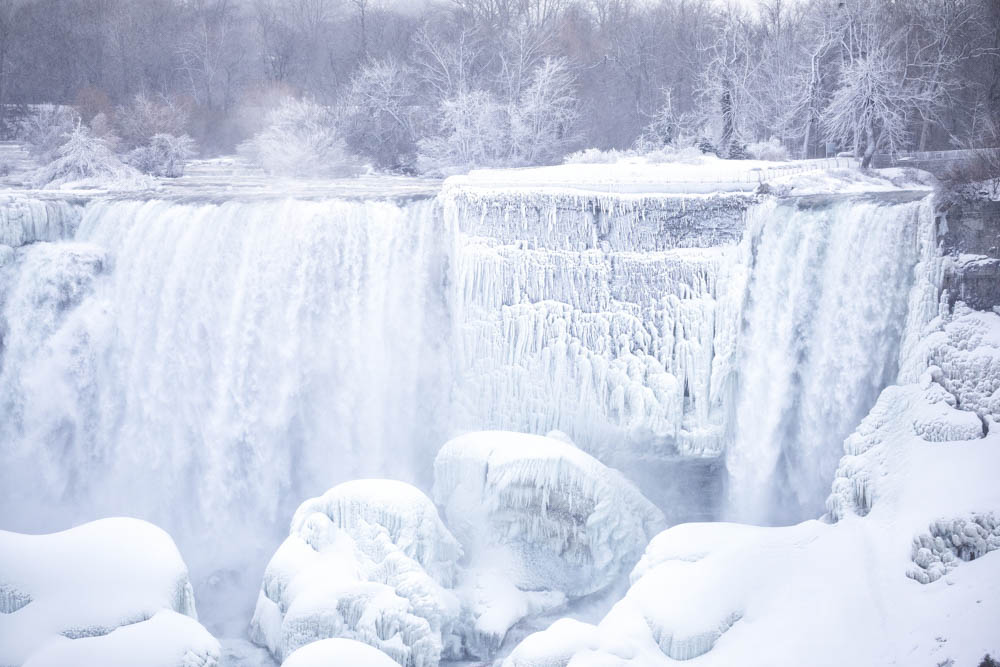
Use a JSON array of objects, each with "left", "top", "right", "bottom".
[{"left": 939, "top": 195, "right": 1000, "bottom": 312}]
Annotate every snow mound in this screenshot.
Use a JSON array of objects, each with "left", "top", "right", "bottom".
[
  {"left": 283, "top": 638, "right": 399, "bottom": 667},
  {"left": 249, "top": 479, "right": 462, "bottom": 666},
  {"left": 0, "top": 518, "right": 216, "bottom": 667},
  {"left": 21, "top": 610, "right": 219, "bottom": 667},
  {"left": 908, "top": 514, "right": 1000, "bottom": 584},
  {"left": 433, "top": 431, "right": 665, "bottom": 656}
]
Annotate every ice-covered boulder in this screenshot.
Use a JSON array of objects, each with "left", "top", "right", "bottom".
[
  {"left": 249, "top": 479, "right": 462, "bottom": 666},
  {"left": 433, "top": 431, "right": 665, "bottom": 656},
  {"left": 0, "top": 518, "right": 218, "bottom": 667},
  {"left": 282, "top": 638, "right": 400, "bottom": 667}
]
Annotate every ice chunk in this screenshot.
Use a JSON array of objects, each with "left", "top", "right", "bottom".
[
  {"left": 907, "top": 514, "right": 1000, "bottom": 583},
  {"left": 434, "top": 431, "right": 665, "bottom": 656},
  {"left": 0, "top": 518, "right": 215, "bottom": 667},
  {"left": 283, "top": 638, "right": 399, "bottom": 667},
  {"left": 249, "top": 479, "right": 462, "bottom": 666}
]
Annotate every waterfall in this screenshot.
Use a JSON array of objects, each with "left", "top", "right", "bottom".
[
  {"left": 723, "top": 196, "right": 930, "bottom": 524},
  {"left": 0, "top": 198, "right": 452, "bottom": 629},
  {"left": 0, "top": 188, "right": 934, "bottom": 628}
]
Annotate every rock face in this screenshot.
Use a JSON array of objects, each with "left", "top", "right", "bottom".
[
  {"left": 0, "top": 518, "right": 218, "bottom": 667},
  {"left": 433, "top": 431, "right": 666, "bottom": 657},
  {"left": 249, "top": 479, "right": 462, "bottom": 667},
  {"left": 939, "top": 195, "right": 1000, "bottom": 311}
]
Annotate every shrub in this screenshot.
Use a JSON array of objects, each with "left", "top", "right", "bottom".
[
  {"left": 115, "top": 94, "right": 189, "bottom": 150},
  {"left": 126, "top": 133, "right": 197, "bottom": 177},
  {"left": 747, "top": 137, "right": 790, "bottom": 161},
  {"left": 238, "top": 97, "right": 362, "bottom": 177},
  {"left": 18, "top": 105, "right": 80, "bottom": 161},
  {"left": 697, "top": 136, "right": 717, "bottom": 155},
  {"left": 417, "top": 90, "right": 510, "bottom": 175},
  {"left": 34, "top": 125, "right": 146, "bottom": 189}
]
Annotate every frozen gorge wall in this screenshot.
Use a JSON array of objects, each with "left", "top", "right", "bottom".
[{"left": 0, "top": 187, "right": 933, "bottom": 621}]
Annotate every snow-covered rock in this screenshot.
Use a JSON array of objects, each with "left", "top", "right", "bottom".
[
  {"left": 0, "top": 518, "right": 218, "bottom": 667},
  {"left": 433, "top": 431, "right": 665, "bottom": 657},
  {"left": 249, "top": 479, "right": 462, "bottom": 666},
  {"left": 282, "top": 638, "right": 399, "bottom": 667},
  {"left": 506, "top": 308, "right": 1000, "bottom": 667}
]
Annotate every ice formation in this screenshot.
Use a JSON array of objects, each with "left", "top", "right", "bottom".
[
  {"left": 249, "top": 479, "right": 462, "bottom": 666},
  {"left": 433, "top": 431, "right": 665, "bottom": 656},
  {"left": 282, "top": 638, "right": 400, "bottom": 667},
  {"left": 0, "top": 518, "right": 218, "bottom": 667},
  {"left": 507, "top": 304, "right": 1000, "bottom": 667}
]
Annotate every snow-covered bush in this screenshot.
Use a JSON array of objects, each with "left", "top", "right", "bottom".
[
  {"left": 238, "top": 97, "right": 362, "bottom": 177},
  {"left": 115, "top": 93, "right": 189, "bottom": 150},
  {"left": 747, "top": 137, "right": 790, "bottom": 161},
  {"left": 33, "top": 125, "right": 147, "bottom": 189},
  {"left": 126, "top": 133, "right": 197, "bottom": 177},
  {"left": 18, "top": 105, "right": 79, "bottom": 161}
]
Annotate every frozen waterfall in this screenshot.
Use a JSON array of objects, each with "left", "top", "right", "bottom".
[{"left": 0, "top": 187, "right": 934, "bottom": 629}]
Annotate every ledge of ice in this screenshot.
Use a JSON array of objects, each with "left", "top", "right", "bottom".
[
  {"left": 249, "top": 479, "right": 462, "bottom": 666},
  {"left": 0, "top": 518, "right": 216, "bottom": 667}
]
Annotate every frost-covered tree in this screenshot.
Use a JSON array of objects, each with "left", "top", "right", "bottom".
[
  {"left": 510, "top": 57, "right": 579, "bottom": 164},
  {"left": 126, "top": 134, "right": 198, "bottom": 178},
  {"left": 238, "top": 97, "right": 361, "bottom": 177},
  {"left": 822, "top": 47, "right": 911, "bottom": 168},
  {"left": 342, "top": 58, "right": 423, "bottom": 171},
  {"left": 417, "top": 90, "right": 509, "bottom": 174},
  {"left": 115, "top": 94, "right": 190, "bottom": 150},
  {"left": 18, "top": 105, "right": 80, "bottom": 161}
]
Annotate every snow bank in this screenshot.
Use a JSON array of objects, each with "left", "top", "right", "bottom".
[
  {"left": 0, "top": 518, "right": 217, "bottom": 667},
  {"left": 433, "top": 431, "right": 665, "bottom": 656},
  {"left": 249, "top": 479, "right": 462, "bottom": 666},
  {"left": 282, "top": 638, "right": 399, "bottom": 667},
  {"left": 507, "top": 309, "right": 1000, "bottom": 667}
]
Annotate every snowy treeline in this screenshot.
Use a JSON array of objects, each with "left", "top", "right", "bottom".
[{"left": 0, "top": 0, "right": 997, "bottom": 173}]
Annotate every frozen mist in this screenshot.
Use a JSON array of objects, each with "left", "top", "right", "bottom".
[{"left": 0, "top": 185, "right": 935, "bottom": 637}]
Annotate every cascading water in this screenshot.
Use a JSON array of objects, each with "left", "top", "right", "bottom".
[
  {"left": 723, "top": 195, "right": 929, "bottom": 524},
  {"left": 0, "top": 187, "right": 934, "bottom": 633},
  {"left": 0, "top": 197, "right": 452, "bottom": 632}
]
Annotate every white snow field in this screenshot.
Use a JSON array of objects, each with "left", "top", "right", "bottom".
[
  {"left": 504, "top": 308, "right": 1000, "bottom": 667},
  {"left": 0, "top": 517, "right": 219, "bottom": 667},
  {"left": 433, "top": 431, "right": 666, "bottom": 657},
  {"left": 249, "top": 479, "right": 463, "bottom": 666}
]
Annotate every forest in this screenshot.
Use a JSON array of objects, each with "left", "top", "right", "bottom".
[{"left": 0, "top": 0, "right": 998, "bottom": 174}]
